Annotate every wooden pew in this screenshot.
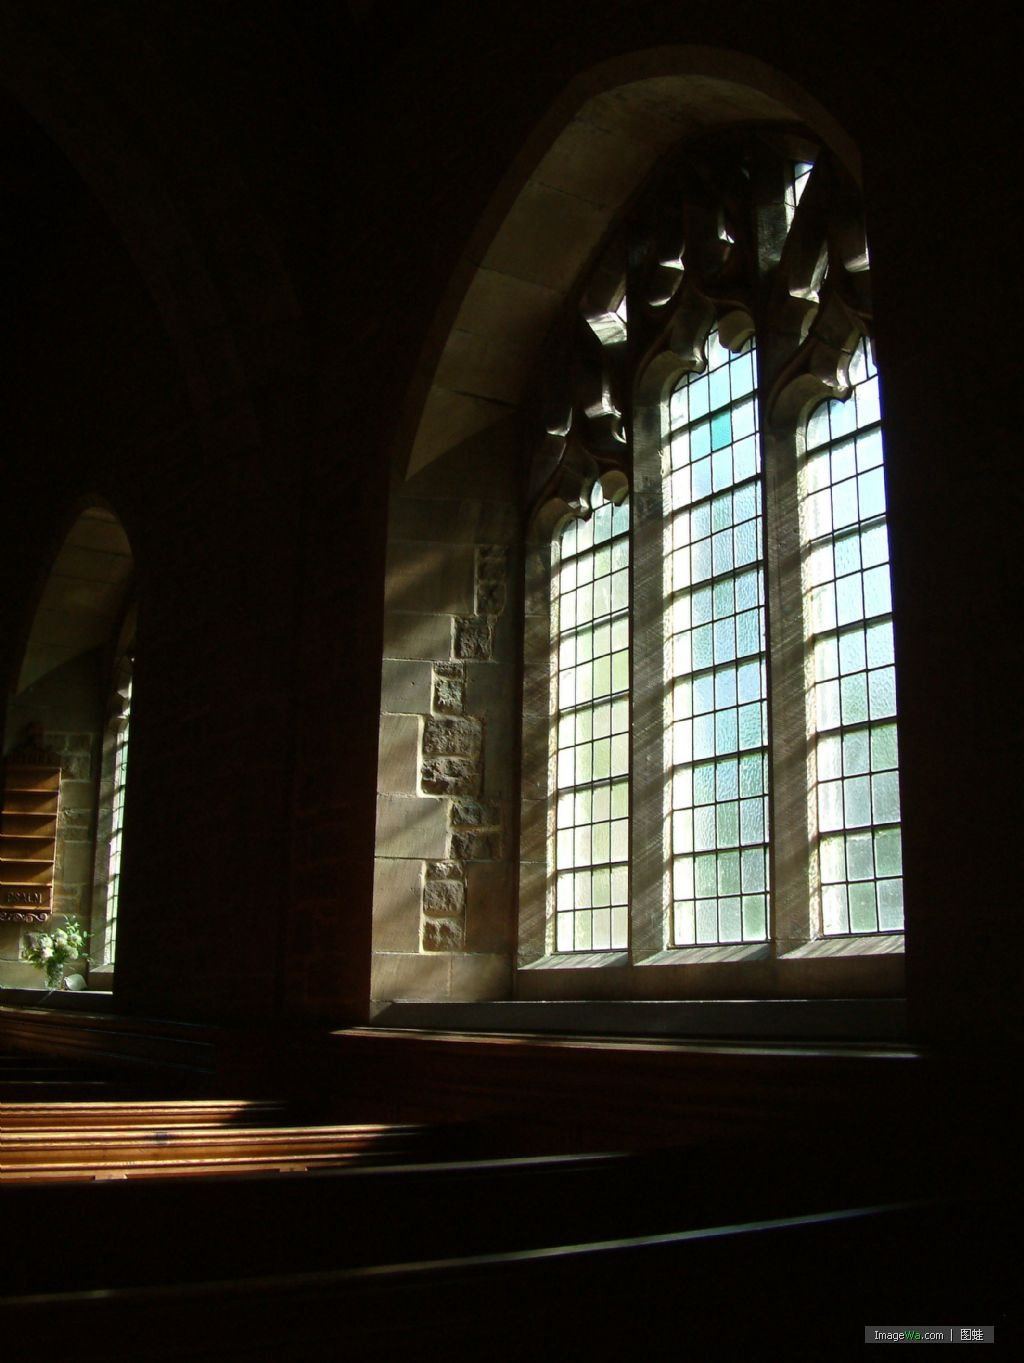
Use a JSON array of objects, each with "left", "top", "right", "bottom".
[
  {"left": 2, "top": 1131, "right": 923, "bottom": 1298},
  {"left": 1, "top": 1116, "right": 430, "bottom": 1181},
  {"left": 1, "top": 1196, "right": 1008, "bottom": 1361},
  {"left": 1, "top": 1098, "right": 282, "bottom": 1129}
]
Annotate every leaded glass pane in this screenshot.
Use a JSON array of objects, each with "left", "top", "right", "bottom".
[
  {"left": 552, "top": 484, "right": 630, "bottom": 951},
  {"left": 665, "top": 330, "right": 769, "bottom": 945},
  {"left": 103, "top": 675, "right": 132, "bottom": 963},
  {"left": 805, "top": 340, "right": 904, "bottom": 934}
]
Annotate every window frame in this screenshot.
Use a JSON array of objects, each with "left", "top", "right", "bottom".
[{"left": 517, "top": 128, "right": 905, "bottom": 1002}]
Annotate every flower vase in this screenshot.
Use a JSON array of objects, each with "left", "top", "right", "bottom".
[{"left": 44, "top": 961, "right": 66, "bottom": 991}]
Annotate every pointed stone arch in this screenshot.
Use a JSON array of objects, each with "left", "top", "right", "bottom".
[
  {"left": 373, "top": 51, "right": 863, "bottom": 1009},
  {"left": 396, "top": 47, "right": 858, "bottom": 481},
  {"left": 1, "top": 503, "right": 134, "bottom": 989}
]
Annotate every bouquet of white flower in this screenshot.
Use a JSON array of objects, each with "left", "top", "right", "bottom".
[{"left": 21, "top": 917, "right": 90, "bottom": 990}]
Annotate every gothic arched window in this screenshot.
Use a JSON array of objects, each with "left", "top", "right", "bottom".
[{"left": 519, "top": 132, "right": 903, "bottom": 998}]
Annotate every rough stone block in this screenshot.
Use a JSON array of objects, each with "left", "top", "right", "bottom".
[
  {"left": 476, "top": 545, "right": 509, "bottom": 577},
  {"left": 453, "top": 616, "right": 493, "bottom": 660},
  {"left": 475, "top": 578, "right": 506, "bottom": 615},
  {"left": 422, "top": 917, "right": 465, "bottom": 952},
  {"left": 475, "top": 545, "right": 509, "bottom": 618},
  {"left": 449, "top": 798, "right": 500, "bottom": 829},
  {"left": 432, "top": 661, "right": 466, "bottom": 715},
  {"left": 419, "top": 757, "right": 480, "bottom": 797},
  {"left": 422, "top": 715, "right": 482, "bottom": 758},
  {"left": 448, "top": 829, "right": 500, "bottom": 861},
  {"left": 422, "top": 877, "right": 466, "bottom": 917},
  {"left": 425, "top": 860, "right": 464, "bottom": 881}
]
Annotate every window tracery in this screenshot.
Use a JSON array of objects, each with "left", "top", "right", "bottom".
[{"left": 520, "top": 130, "right": 903, "bottom": 987}]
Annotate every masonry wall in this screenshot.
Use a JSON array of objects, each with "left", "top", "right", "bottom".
[
  {"left": 0, "top": 2, "right": 1018, "bottom": 1042},
  {"left": 372, "top": 426, "right": 522, "bottom": 1004}
]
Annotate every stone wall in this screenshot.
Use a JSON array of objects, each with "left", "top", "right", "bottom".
[{"left": 372, "top": 427, "right": 521, "bottom": 1004}]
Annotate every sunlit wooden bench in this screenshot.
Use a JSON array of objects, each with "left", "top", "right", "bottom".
[{"left": 0, "top": 1111, "right": 429, "bottom": 1182}]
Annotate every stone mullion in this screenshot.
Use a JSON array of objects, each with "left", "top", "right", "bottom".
[{"left": 752, "top": 144, "right": 820, "bottom": 956}]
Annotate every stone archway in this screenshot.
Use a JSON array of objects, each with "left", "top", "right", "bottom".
[
  {"left": 373, "top": 50, "right": 855, "bottom": 1008},
  {"left": 1, "top": 504, "right": 134, "bottom": 990},
  {"left": 397, "top": 47, "right": 856, "bottom": 481}
]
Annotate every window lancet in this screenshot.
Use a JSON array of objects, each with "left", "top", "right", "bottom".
[
  {"left": 803, "top": 340, "right": 903, "bottom": 935},
  {"left": 551, "top": 483, "right": 630, "bottom": 952},
  {"left": 666, "top": 330, "right": 770, "bottom": 947}
]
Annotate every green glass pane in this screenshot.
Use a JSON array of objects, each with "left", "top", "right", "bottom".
[
  {"left": 715, "top": 709, "right": 738, "bottom": 755},
  {"left": 817, "top": 734, "right": 842, "bottom": 780},
  {"left": 694, "top": 806, "right": 715, "bottom": 850},
  {"left": 715, "top": 666, "right": 738, "bottom": 708},
  {"left": 839, "top": 628, "right": 866, "bottom": 675},
  {"left": 741, "top": 848, "right": 766, "bottom": 891},
  {"left": 591, "top": 824, "right": 609, "bottom": 862},
  {"left": 871, "top": 722, "right": 899, "bottom": 771},
  {"left": 717, "top": 801, "right": 739, "bottom": 847},
  {"left": 819, "top": 834, "right": 845, "bottom": 883},
  {"left": 742, "top": 894, "right": 767, "bottom": 941},
  {"left": 695, "top": 899, "right": 718, "bottom": 943},
  {"left": 591, "top": 866, "right": 610, "bottom": 906},
  {"left": 871, "top": 771, "right": 901, "bottom": 824},
  {"left": 822, "top": 883, "right": 848, "bottom": 934},
  {"left": 740, "top": 797, "right": 765, "bottom": 845},
  {"left": 694, "top": 763, "right": 716, "bottom": 803},
  {"left": 865, "top": 619, "right": 894, "bottom": 668},
  {"left": 843, "top": 775, "right": 871, "bottom": 827},
  {"left": 718, "top": 851, "right": 741, "bottom": 895},
  {"left": 868, "top": 667, "right": 897, "bottom": 719},
  {"left": 672, "top": 810, "right": 693, "bottom": 854},
  {"left": 739, "top": 753, "right": 763, "bottom": 796},
  {"left": 719, "top": 897, "right": 742, "bottom": 941},
  {"left": 695, "top": 854, "right": 717, "bottom": 896},
  {"left": 877, "top": 878, "right": 904, "bottom": 931},
  {"left": 846, "top": 831, "right": 874, "bottom": 881},
  {"left": 842, "top": 729, "right": 870, "bottom": 776},
  {"left": 841, "top": 673, "right": 869, "bottom": 725},
  {"left": 716, "top": 758, "right": 739, "bottom": 800},
  {"left": 848, "top": 881, "right": 877, "bottom": 933},
  {"left": 673, "top": 903, "right": 695, "bottom": 945}
]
